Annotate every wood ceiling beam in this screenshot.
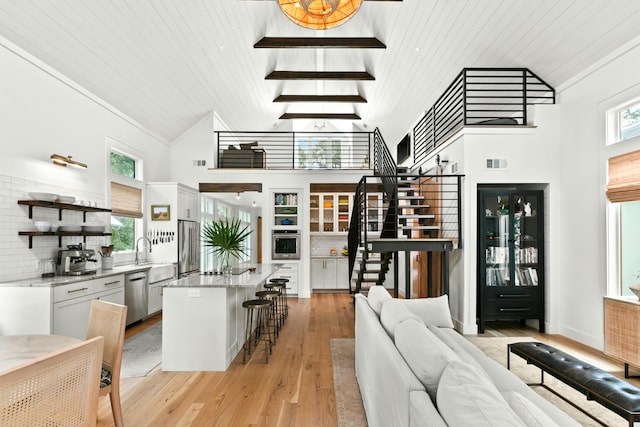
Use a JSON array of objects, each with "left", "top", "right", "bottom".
[
  {"left": 279, "top": 113, "right": 361, "bottom": 120},
  {"left": 254, "top": 37, "right": 386, "bottom": 49},
  {"left": 266, "top": 71, "right": 374, "bottom": 80},
  {"left": 199, "top": 183, "right": 262, "bottom": 193},
  {"left": 274, "top": 94, "right": 367, "bottom": 103}
]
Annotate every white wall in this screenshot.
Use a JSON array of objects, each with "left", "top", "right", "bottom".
[
  {"left": 552, "top": 39, "right": 640, "bottom": 348},
  {"left": 0, "top": 37, "right": 171, "bottom": 282}
]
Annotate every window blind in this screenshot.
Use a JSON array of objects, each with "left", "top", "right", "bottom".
[
  {"left": 607, "top": 149, "right": 640, "bottom": 203},
  {"left": 111, "top": 182, "right": 143, "bottom": 218}
]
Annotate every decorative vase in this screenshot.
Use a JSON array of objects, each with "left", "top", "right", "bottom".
[{"left": 629, "top": 284, "right": 640, "bottom": 300}]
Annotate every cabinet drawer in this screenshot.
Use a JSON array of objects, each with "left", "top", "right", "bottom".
[
  {"left": 53, "top": 280, "right": 95, "bottom": 303},
  {"left": 485, "top": 300, "right": 541, "bottom": 317},
  {"left": 94, "top": 275, "right": 125, "bottom": 292}
]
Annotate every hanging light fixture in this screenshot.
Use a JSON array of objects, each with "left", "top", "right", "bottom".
[
  {"left": 50, "top": 154, "right": 88, "bottom": 169},
  {"left": 278, "top": 0, "right": 363, "bottom": 30}
]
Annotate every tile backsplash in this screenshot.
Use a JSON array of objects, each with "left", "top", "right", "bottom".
[
  {"left": 0, "top": 174, "right": 108, "bottom": 282},
  {"left": 311, "top": 234, "right": 348, "bottom": 257}
]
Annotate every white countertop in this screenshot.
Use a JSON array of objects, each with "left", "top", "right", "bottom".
[
  {"left": 164, "top": 264, "right": 280, "bottom": 288},
  {"left": 311, "top": 255, "right": 348, "bottom": 259},
  {"left": 0, "top": 263, "right": 170, "bottom": 288}
]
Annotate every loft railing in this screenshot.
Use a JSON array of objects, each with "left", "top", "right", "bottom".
[
  {"left": 215, "top": 131, "right": 372, "bottom": 170},
  {"left": 413, "top": 68, "right": 555, "bottom": 166}
]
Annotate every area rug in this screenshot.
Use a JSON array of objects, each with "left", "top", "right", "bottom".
[
  {"left": 120, "top": 321, "right": 162, "bottom": 378},
  {"left": 467, "top": 336, "right": 627, "bottom": 427},
  {"left": 330, "top": 338, "right": 368, "bottom": 427}
]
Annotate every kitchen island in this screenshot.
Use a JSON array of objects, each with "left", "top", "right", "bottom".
[{"left": 161, "top": 264, "right": 280, "bottom": 371}]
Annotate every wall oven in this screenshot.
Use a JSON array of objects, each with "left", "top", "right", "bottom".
[{"left": 272, "top": 230, "right": 300, "bottom": 260}]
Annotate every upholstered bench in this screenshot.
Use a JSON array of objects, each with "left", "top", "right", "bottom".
[{"left": 508, "top": 341, "right": 640, "bottom": 427}]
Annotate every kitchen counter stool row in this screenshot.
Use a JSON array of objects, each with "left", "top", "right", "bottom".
[{"left": 241, "top": 278, "right": 290, "bottom": 364}]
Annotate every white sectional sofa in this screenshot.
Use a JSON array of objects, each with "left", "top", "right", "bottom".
[{"left": 354, "top": 287, "right": 581, "bottom": 427}]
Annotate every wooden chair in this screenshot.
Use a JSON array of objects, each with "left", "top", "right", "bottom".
[
  {"left": 86, "top": 299, "right": 128, "bottom": 427},
  {"left": 0, "top": 336, "right": 104, "bottom": 426}
]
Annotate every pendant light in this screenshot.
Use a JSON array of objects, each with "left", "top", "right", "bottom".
[{"left": 278, "top": 0, "right": 363, "bottom": 30}]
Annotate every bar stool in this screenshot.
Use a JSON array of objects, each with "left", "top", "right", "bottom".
[
  {"left": 256, "top": 290, "right": 281, "bottom": 338},
  {"left": 270, "top": 278, "right": 289, "bottom": 318},
  {"left": 266, "top": 282, "right": 286, "bottom": 325},
  {"left": 242, "top": 299, "right": 274, "bottom": 364}
]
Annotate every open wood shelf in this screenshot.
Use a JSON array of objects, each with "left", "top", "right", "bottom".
[{"left": 18, "top": 200, "right": 111, "bottom": 221}]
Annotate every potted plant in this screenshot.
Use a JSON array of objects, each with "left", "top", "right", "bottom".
[{"left": 201, "top": 218, "right": 252, "bottom": 275}]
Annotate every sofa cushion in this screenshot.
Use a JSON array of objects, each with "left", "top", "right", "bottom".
[
  {"left": 437, "top": 360, "right": 526, "bottom": 427},
  {"left": 367, "top": 285, "right": 392, "bottom": 316},
  {"left": 380, "top": 299, "right": 422, "bottom": 339},
  {"left": 395, "top": 317, "right": 460, "bottom": 401},
  {"left": 507, "top": 391, "right": 561, "bottom": 427},
  {"left": 399, "top": 295, "right": 454, "bottom": 328}
]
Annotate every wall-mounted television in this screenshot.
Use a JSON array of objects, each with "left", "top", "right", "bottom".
[{"left": 397, "top": 133, "right": 411, "bottom": 163}]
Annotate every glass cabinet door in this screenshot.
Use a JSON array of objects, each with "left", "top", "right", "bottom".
[
  {"left": 322, "top": 195, "right": 334, "bottom": 232},
  {"left": 483, "top": 192, "right": 511, "bottom": 287},
  {"left": 337, "top": 194, "right": 350, "bottom": 233},
  {"left": 513, "top": 193, "right": 540, "bottom": 286},
  {"left": 310, "top": 194, "right": 320, "bottom": 232}
]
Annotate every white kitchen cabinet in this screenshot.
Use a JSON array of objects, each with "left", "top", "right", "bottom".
[
  {"left": 178, "top": 185, "right": 199, "bottom": 220},
  {"left": 53, "top": 293, "right": 94, "bottom": 339},
  {"left": 148, "top": 264, "right": 176, "bottom": 316},
  {"left": 53, "top": 274, "right": 125, "bottom": 339},
  {"left": 272, "top": 263, "right": 299, "bottom": 295},
  {"left": 311, "top": 258, "right": 349, "bottom": 290},
  {"left": 310, "top": 193, "right": 352, "bottom": 234}
]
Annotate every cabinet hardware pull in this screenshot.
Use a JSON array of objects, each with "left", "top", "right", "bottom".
[
  {"left": 104, "top": 281, "right": 120, "bottom": 286},
  {"left": 281, "top": 275, "right": 292, "bottom": 278},
  {"left": 67, "top": 287, "right": 89, "bottom": 293},
  {"left": 498, "top": 308, "right": 530, "bottom": 312},
  {"left": 498, "top": 294, "right": 530, "bottom": 298}
]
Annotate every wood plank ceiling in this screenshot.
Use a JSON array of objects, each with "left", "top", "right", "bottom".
[{"left": 0, "top": 1, "right": 639, "bottom": 145}]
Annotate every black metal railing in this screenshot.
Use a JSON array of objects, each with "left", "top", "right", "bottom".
[
  {"left": 215, "top": 131, "right": 372, "bottom": 170},
  {"left": 413, "top": 68, "right": 555, "bottom": 166}
]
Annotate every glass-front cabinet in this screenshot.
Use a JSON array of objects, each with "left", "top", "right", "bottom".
[
  {"left": 310, "top": 193, "right": 352, "bottom": 234},
  {"left": 477, "top": 187, "right": 545, "bottom": 333}
]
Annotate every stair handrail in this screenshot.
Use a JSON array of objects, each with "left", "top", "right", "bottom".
[{"left": 347, "top": 176, "right": 365, "bottom": 289}]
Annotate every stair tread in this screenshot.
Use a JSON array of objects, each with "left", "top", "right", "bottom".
[
  {"left": 398, "top": 196, "right": 425, "bottom": 200},
  {"left": 399, "top": 225, "right": 440, "bottom": 230},
  {"left": 398, "top": 214, "right": 435, "bottom": 219}
]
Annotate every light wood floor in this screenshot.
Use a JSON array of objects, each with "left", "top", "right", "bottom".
[{"left": 98, "top": 294, "right": 638, "bottom": 426}]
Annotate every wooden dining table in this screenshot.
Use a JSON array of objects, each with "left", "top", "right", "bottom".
[{"left": 0, "top": 335, "right": 80, "bottom": 372}]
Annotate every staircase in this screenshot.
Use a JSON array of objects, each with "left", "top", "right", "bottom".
[{"left": 348, "top": 129, "right": 462, "bottom": 298}]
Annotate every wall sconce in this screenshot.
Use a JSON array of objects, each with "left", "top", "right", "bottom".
[{"left": 51, "top": 154, "right": 87, "bottom": 169}]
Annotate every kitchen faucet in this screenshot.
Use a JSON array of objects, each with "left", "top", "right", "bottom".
[{"left": 135, "top": 236, "right": 152, "bottom": 265}]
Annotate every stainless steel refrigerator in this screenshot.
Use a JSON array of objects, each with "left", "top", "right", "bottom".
[{"left": 178, "top": 220, "right": 200, "bottom": 277}]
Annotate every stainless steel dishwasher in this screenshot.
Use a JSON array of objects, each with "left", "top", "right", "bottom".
[{"left": 125, "top": 271, "right": 148, "bottom": 325}]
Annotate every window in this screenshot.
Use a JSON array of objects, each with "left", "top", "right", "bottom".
[
  {"left": 110, "top": 150, "right": 143, "bottom": 252},
  {"left": 607, "top": 98, "right": 640, "bottom": 145},
  {"left": 238, "top": 209, "right": 252, "bottom": 263},
  {"left": 620, "top": 201, "right": 640, "bottom": 296}
]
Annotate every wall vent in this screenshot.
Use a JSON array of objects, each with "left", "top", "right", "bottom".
[
  {"left": 193, "top": 160, "right": 207, "bottom": 167},
  {"left": 450, "top": 161, "right": 459, "bottom": 174},
  {"left": 486, "top": 158, "right": 507, "bottom": 169}
]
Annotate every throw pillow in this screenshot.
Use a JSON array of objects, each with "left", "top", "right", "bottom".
[
  {"left": 508, "top": 391, "right": 561, "bottom": 427},
  {"left": 380, "top": 299, "right": 421, "bottom": 339},
  {"left": 367, "top": 285, "right": 392, "bottom": 316},
  {"left": 239, "top": 141, "right": 258, "bottom": 150},
  {"left": 394, "top": 317, "right": 460, "bottom": 401},
  {"left": 400, "top": 295, "right": 454, "bottom": 328},
  {"left": 437, "top": 360, "right": 526, "bottom": 427}
]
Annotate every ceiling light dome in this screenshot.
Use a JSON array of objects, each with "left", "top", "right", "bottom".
[{"left": 279, "top": 0, "right": 363, "bottom": 30}]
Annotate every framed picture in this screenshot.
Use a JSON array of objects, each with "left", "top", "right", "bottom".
[{"left": 151, "top": 205, "right": 170, "bottom": 221}]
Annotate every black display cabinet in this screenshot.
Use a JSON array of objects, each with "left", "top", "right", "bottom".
[{"left": 477, "top": 187, "right": 545, "bottom": 333}]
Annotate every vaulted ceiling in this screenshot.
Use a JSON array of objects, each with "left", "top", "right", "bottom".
[{"left": 1, "top": 1, "right": 639, "bottom": 146}]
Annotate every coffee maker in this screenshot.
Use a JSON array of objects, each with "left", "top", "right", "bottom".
[{"left": 57, "top": 243, "right": 98, "bottom": 276}]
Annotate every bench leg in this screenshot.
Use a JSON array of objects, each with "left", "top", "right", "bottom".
[{"left": 625, "top": 363, "right": 640, "bottom": 379}]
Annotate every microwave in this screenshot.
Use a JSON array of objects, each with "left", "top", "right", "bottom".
[{"left": 272, "top": 230, "right": 300, "bottom": 260}]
